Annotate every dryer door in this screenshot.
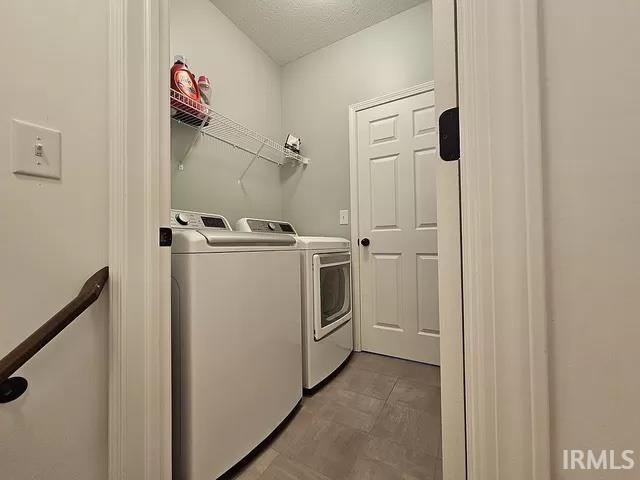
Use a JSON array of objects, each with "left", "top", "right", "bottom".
[{"left": 313, "top": 252, "right": 352, "bottom": 340}]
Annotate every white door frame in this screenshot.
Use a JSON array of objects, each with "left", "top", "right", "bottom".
[
  {"left": 108, "top": 0, "right": 172, "bottom": 478},
  {"left": 348, "top": 81, "right": 435, "bottom": 353},
  {"left": 457, "top": 0, "right": 551, "bottom": 479},
  {"left": 114, "top": 0, "right": 551, "bottom": 478}
]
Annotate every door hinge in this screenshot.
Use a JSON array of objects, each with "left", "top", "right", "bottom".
[
  {"left": 159, "top": 227, "right": 173, "bottom": 247},
  {"left": 439, "top": 107, "right": 460, "bottom": 161}
]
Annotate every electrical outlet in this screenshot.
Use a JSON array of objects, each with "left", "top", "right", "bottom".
[
  {"left": 339, "top": 209, "right": 349, "bottom": 225},
  {"left": 12, "top": 119, "right": 62, "bottom": 180}
]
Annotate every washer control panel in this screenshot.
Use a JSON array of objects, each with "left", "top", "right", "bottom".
[
  {"left": 236, "top": 218, "right": 297, "bottom": 235},
  {"left": 171, "top": 209, "right": 231, "bottom": 230}
]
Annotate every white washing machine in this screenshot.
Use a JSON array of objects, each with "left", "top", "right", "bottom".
[
  {"left": 236, "top": 218, "right": 353, "bottom": 389},
  {"left": 171, "top": 210, "right": 302, "bottom": 479}
]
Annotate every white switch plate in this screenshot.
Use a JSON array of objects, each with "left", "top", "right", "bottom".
[
  {"left": 12, "top": 119, "right": 62, "bottom": 180},
  {"left": 339, "top": 209, "right": 349, "bottom": 225}
]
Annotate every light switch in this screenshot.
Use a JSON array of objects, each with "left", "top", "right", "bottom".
[
  {"left": 12, "top": 119, "right": 62, "bottom": 180},
  {"left": 339, "top": 209, "right": 349, "bottom": 225}
]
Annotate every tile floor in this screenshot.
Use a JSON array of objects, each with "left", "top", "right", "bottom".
[{"left": 226, "top": 352, "right": 442, "bottom": 480}]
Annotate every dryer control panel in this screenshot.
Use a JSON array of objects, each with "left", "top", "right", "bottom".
[
  {"left": 171, "top": 209, "right": 231, "bottom": 230},
  {"left": 236, "top": 218, "right": 297, "bottom": 235}
]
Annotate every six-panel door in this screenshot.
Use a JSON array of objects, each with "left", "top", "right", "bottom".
[{"left": 357, "top": 90, "right": 440, "bottom": 365}]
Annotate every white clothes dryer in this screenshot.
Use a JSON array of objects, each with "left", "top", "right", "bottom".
[{"left": 236, "top": 218, "right": 353, "bottom": 389}]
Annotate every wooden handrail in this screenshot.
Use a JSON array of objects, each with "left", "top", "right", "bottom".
[{"left": 0, "top": 267, "right": 109, "bottom": 403}]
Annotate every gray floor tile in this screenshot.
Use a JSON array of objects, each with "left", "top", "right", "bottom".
[
  {"left": 332, "top": 363, "right": 398, "bottom": 400},
  {"left": 245, "top": 353, "right": 444, "bottom": 480},
  {"left": 396, "top": 361, "right": 440, "bottom": 385},
  {"left": 303, "top": 385, "right": 385, "bottom": 432},
  {"left": 387, "top": 378, "right": 442, "bottom": 416},
  {"left": 230, "top": 448, "right": 279, "bottom": 480},
  {"left": 270, "top": 407, "right": 317, "bottom": 455},
  {"left": 284, "top": 417, "right": 368, "bottom": 480},
  {"left": 370, "top": 403, "right": 441, "bottom": 458},
  {"left": 346, "top": 435, "right": 438, "bottom": 480},
  {"left": 258, "top": 455, "right": 332, "bottom": 480},
  {"left": 348, "top": 352, "right": 407, "bottom": 378},
  {"left": 349, "top": 352, "right": 440, "bottom": 386},
  {"left": 346, "top": 456, "right": 424, "bottom": 480}
]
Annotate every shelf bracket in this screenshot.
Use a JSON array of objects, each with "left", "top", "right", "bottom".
[
  {"left": 177, "top": 117, "right": 208, "bottom": 170},
  {"left": 238, "top": 141, "right": 266, "bottom": 184}
]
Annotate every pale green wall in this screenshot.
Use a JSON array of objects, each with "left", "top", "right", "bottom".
[
  {"left": 171, "top": 0, "right": 432, "bottom": 236},
  {"left": 171, "top": 0, "right": 284, "bottom": 225},
  {"left": 281, "top": 2, "right": 433, "bottom": 237}
]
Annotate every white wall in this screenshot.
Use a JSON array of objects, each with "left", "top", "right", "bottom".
[
  {"left": 171, "top": 0, "right": 284, "bottom": 225},
  {"left": 541, "top": 1, "right": 640, "bottom": 477},
  {"left": 0, "top": 1, "right": 109, "bottom": 479},
  {"left": 281, "top": 2, "right": 433, "bottom": 237}
]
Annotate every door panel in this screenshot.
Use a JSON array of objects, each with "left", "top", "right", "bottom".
[
  {"left": 370, "top": 155, "right": 400, "bottom": 229},
  {"left": 370, "top": 115, "right": 399, "bottom": 144},
  {"left": 413, "top": 106, "right": 436, "bottom": 136},
  {"left": 417, "top": 254, "right": 440, "bottom": 334},
  {"left": 372, "top": 253, "right": 403, "bottom": 330},
  {"left": 357, "top": 90, "right": 440, "bottom": 364},
  {"left": 414, "top": 148, "right": 438, "bottom": 228}
]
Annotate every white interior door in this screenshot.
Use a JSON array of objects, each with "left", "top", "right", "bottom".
[{"left": 356, "top": 89, "right": 440, "bottom": 365}]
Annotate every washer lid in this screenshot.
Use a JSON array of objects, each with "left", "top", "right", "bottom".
[
  {"left": 172, "top": 229, "right": 297, "bottom": 253},
  {"left": 200, "top": 231, "right": 296, "bottom": 247},
  {"left": 296, "top": 236, "right": 350, "bottom": 250}
]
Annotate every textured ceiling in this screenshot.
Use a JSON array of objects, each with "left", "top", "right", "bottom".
[{"left": 209, "top": 0, "right": 426, "bottom": 65}]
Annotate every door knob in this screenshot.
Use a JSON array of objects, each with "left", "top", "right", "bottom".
[{"left": 360, "top": 238, "right": 370, "bottom": 247}]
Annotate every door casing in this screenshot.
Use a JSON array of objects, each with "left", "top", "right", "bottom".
[
  {"left": 457, "top": 0, "right": 551, "bottom": 478},
  {"left": 107, "top": 0, "right": 172, "bottom": 478}
]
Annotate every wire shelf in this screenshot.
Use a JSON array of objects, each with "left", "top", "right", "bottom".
[{"left": 170, "top": 89, "right": 309, "bottom": 167}]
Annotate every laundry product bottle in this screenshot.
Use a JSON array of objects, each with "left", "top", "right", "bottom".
[
  {"left": 171, "top": 55, "right": 205, "bottom": 123},
  {"left": 197, "top": 75, "right": 212, "bottom": 107}
]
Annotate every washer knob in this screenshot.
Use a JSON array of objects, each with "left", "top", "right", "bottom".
[
  {"left": 268, "top": 222, "right": 278, "bottom": 231},
  {"left": 176, "top": 213, "right": 189, "bottom": 226}
]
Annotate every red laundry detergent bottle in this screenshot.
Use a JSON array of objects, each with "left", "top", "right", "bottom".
[{"left": 171, "top": 55, "right": 206, "bottom": 125}]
